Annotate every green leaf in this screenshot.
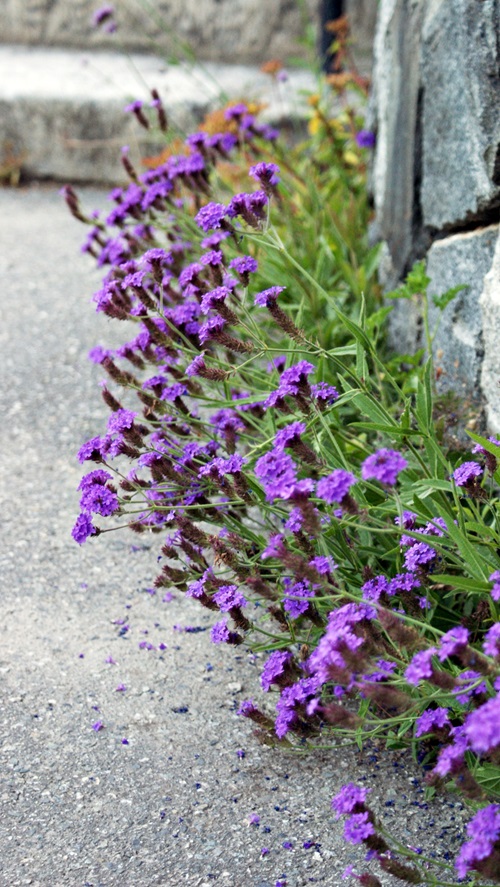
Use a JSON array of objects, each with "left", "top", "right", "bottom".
[
  {"left": 432, "top": 284, "right": 467, "bottom": 311},
  {"left": 348, "top": 422, "right": 422, "bottom": 436},
  {"left": 431, "top": 574, "right": 491, "bottom": 593},
  {"left": 350, "top": 393, "right": 395, "bottom": 426},
  {"left": 467, "top": 430, "right": 500, "bottom": 458},
  {"left": 475, "top": 763, "right": 500, "bottom": 799}
]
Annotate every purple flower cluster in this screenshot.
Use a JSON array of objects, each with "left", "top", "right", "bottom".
[
  {"left": 306, "top": 603, "right": 376, "bottom": 687},
  {"left": 282, "top": 578, "right": 316, "bottom": 618},
  {"left": 316, "top": 469, "right": 356, "bottom": 505},
  {"left": 212, "top": 585, "right": 248, "bottom": 611},
  {"left": 254, "top": 450, "right": 313, "bottom": 502},
  {"left": 260, "top": 650, "right": 293, "bottom": 692},
  {"left": 254, "top": 286, "right": 286, "bottom": 307},
  {"left": 361, "top": 448, "right": 407, "bottom": 485},
  {"left": 455, "top": 805, "right": 500, "bottom": 878},
  {"left": 264, "top": 360, "right": 316, "bottom": 409},
  {"left": 452, "top": 461, "right": 483, "bottom": 487},
  {"left": 489, "top": 571, "right": 500, "bottom": 602},
  {"left": 464, "top": 695, "right": 500, "bottom": 754}
]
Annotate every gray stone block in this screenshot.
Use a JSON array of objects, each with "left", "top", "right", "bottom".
[
  {"left": 427, "top": 224, "right": 499, "bottom": 404},
  {"left": 371, "top": 0, "right": 426, "bottom": 280},
  {"left": 480, "top": 229, "right": 500, "bottom": 431},
  {"left": 421, "top": 0, "right": 500, "bottom": 230},
  {"left": 0, "top": 0, "right": 317, "bottom": 66}
]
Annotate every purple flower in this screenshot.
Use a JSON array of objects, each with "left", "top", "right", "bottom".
[
  {"left": 274, "top": 676, "right": 318, "bottom": 737},
  {"left": 415, "top": 707, "right": 450, "bottom": 737},
  {"left": 267, "top": 355, "right": 286, "bottom": 373},
  {"left": 387, "top": 572, "right": 421, "bottom": 595},
  {"left": 210, "top": 619, "right": 230, "bottom": 644},
  {"left": 249, "top": 162, "right": 280, "bottom": 187},
  {"left": 229, "top": 255, "right": 258, "bottom": 276},
  {"left": 355, "top": 130, "right": 376, "bottom": 149},
  {"left": 405, "top": 648, "right": 437, "bottom": 685},
  {"left": 274, "top": 421, "right": 307, "bottom": 449},
  {"left": 433, "top": 726, "right": 470, "bottom": 777},
  {"left": 311, "top": 382, "right": 339, "bottom": 404},
  {"left": 280, "top": 361, "right": 315, "bottom": 387},
  {"left": 438, "top": 626, "right": 469, "bottom": 662},
  {"left": 403, "top": 541, "right": 436, "bottom": 572},
  {"left": 201, "top": 231, "right": 230, "bottom": 249},
  {"left": 261, "top": 534, "right": 286, "bottom": 559},
  {"left": 361, "top": 575, "right": 390, "bottom": 602},
  {"left": 227, "top": 192, "right": 256, "bottom": 222},
  {"left": 200, "top": 249, "right": 223, "bottom": 267},
  {"left": 92, "top": 5, "right": 114, "bottom": 27},
  {"left": 489, "top": 571, "right": 500, "bottom": 602},
  {"left": 107, "top": 409, "right": 137, "bottom": 434},
  {"left": 455, "top": 805, "right": 500, "bottom": 878},
  {"left": 77, "top": 436, "right": 104, "bottom": 463},
  {"left": 395, "top": 510, "right": 417, "bottom": 530},
  {"left": 361, "top": 448, "right": 407, "bottom": 485},
  {"left": 200, "top": 286, "right": 232, "bottom": 313},
  {"left": 255, "top": 450, "right": 299, "bottom": 501},
  {"left": 261, "top": 650, "right": 293, "bottom": 691},
  {"left": 248, "top": 813, "right": 260, "bottom": 826},
  {"left": 331, "top": 784, "right": 370, "bottom": 819},
  {"left": 198, "top": 315, "right": 226, "bottom": 344},
  {"left": 115, "top": 683, "right": 127, "bottom": 692},
  {"left": 452, "top": 461, "right": 483, "bottom": 487},
  {"left": 71, "top": 512, "right": 97, "bottom": 544},
  {"left": 194, "top": 202, "right": 227, "bottom": 232},
  {"left": 282, "top": 578, "right": 316, "bottom": 618},
  {"left": 185, "top": 353, "right": 206, "bottom": 377},
  {"left": 464, "top": 696, "right": 500, "bottom": 753},
  {"left": 178, "top": 262, "right": 203, "bottom": 287},
  {"left": 343, "top": 813, "right": 375, "bottom": 845},
  {"left": 212, "top": 585, "right": 248, "bottom": 611},
  {"left": 237, "top": 698, "right": 256, "bottom": 717},
  {"left": 309, "top": 555, "right": 337, "bottom": 575},
  {"left": 316, "top": 470, "right": 356, "bottom": 504},
  {"left": 452, "top": 669, "right": 486, "bottom": 704},
  {"left": 285, "top": 508, "right": 303, "bottom": 531},
  {"left": 484, "top": 622, "right": 500, "bottom": 658},
  {"left": 224, "top": 103, "right": 249, "bottom": 120},
  {"left": 472, "top": 435, "right": 500, "bottom": 453},
  {"left": 254, "top": 286, "right": 286, "bottom": 307},
  {"left": 91, "top": 721, "right": 104, "bottom": 731},
  {"left": 79, "top": 480, "right": 118, "bottom": 517}
]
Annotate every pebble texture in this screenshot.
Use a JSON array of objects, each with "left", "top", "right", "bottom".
[{"left": 0, "top": 184, "right": 469, "bottom": 886}]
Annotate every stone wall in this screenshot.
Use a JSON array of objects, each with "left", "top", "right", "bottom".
[
  {"left": 371, "top": 0, "right": 500, "bottom": 430},
  {"left": 1, "top": 0, "right": 317, "bottom": 65}
]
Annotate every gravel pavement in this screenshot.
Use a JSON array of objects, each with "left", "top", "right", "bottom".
[{"left": 0, "top": 185, "right": 468, "bottom": 887}]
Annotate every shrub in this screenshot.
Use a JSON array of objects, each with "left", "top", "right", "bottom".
[{"left": 66, "top": 70, "right": 500, "bottom": 886}]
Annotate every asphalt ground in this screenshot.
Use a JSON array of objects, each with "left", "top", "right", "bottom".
[{"left": 0, "top": 184, "right": 469, "bottom": 887}]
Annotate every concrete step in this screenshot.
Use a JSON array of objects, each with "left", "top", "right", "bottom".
[{"left": 0, "top": 45, "right": 316, "bottom": 185}]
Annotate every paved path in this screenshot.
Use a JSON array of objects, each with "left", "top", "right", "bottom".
[{"left": 0, "top": 185, "right": 467, "bottom": 886}]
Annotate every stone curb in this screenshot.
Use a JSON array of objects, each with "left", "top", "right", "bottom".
[{"left": 0, "top": 45, "right": 316, "bottom": 185}]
